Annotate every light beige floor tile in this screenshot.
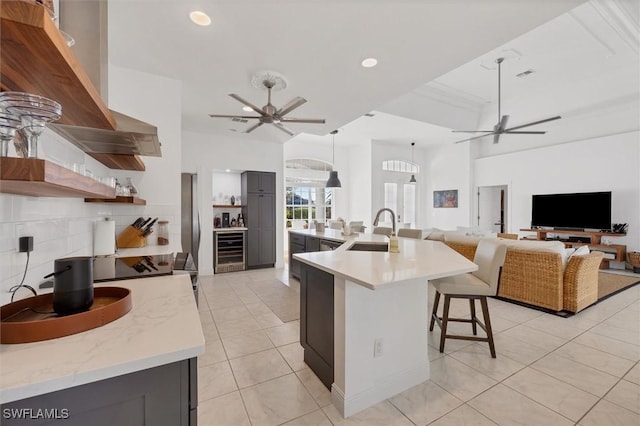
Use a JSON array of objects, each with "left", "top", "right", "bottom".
[
  {"left": 216, "top": 317, "right": 261, "bottom": 339},
  {"left": 282, "top": 409, "right": 332, "bottom": 426},
  {"left": 503, "top": 367, "right": 599, "bottom": 421},
  {"left": 322, "top": 399, "right": 413, "bottom": 425},
  {"left": 245, "top": 301, "right": 273, "bottom": 316},
  {"left": 389, "top": 380, "right": 462, "bottom": 425},
  {"left": 254, "top": 311, "right": 285, "bottom": 329},
  {"left": 428, "top": 328, "right": 476, "bottom": 353},
  {"left": 429, "top": 356, "right": 497, "bottom": 401},
  {"left": 523, "top": 314, "right": 597, "bottom": 340},
  {"left": 449, "top": 343, "right": 526, "bottom": 381},
  {"left": 296, "top": 368, "right": 332, "bottom": 407},
  {"left": 199, "top": 309, "right": 214, "bottom": 325},
  {"left": 553, "top": 341, "right": 636, "bottom": 377},
  {"left": 211, "top": 305, "right": 251, "bottom": 323},
  {"left": 198, "top": 391, "right": 250, "bottom": 426},
  {"left": 278, "top": 342, "right": 307, "bottom": 371},
  {"left": 229, "top": 348, "right": 292, "bottom": 388},
  {"left": 266, "top": 320, "right": 300, "bottom": 346},
  {"left": 490, "top": 302, "right": 544, "bottom": 324},
  {"left": 208, "top": 294, "right": 245, "bottom": 310},
  {"left": 240, "top": 373, "right": 318, "bottom": 426},
  {"left": 199, "top": 339, "right": 228, "bottom": 367},
  {"left": 222, "top": 330, "right": 274, "bottom": 359},
  {"left": 201, "top": 321, "right": 220, "bottom": 343},
  {"left": 428, "top": 404, "right": 497, "bottom": 426},
  {"left": 590, "top": 321, "right": 640, "bottom": 346},
  {"left": 468, "top": 383, "right": 573, "bottom": 426},
  {"left": 237, "top": 292, "right": 262, "bottom": 305},
  {"left": 491, "top": 333, "right": 550, "bottom": 364},
  {"left": 428, "top": 345, "right": 446, "bottom": 361},
  {"left": 625, "top": 363, "right": 640, "bottom": 385},
  {"left": 499, "top": 324, "right": 566, "bottom": 352},
  {"left": 579, "top": 399, "right": 640, "bottom": 426},
  {"left": 531, "top": 353, "right": 618, "bottom": 397},
  {"left": 604, "top": 379, "right": 640, "bottom": 414},
  {"left": 198, "top": 361, "right": 238, "bottom": 402},
  {"left": 573, "top": 331, "right": 640, "bottom": 361},
  {"left": 603, "top": 308, "right": 640, "bottom": 333}
]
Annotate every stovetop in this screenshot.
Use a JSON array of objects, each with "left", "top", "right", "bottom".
[{"left": 93, "top": 255, "right": 174, "bottom": 282}]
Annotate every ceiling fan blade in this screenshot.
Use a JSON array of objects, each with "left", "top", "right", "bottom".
[
  {"left": 504, "top": 115, "right": 561, "bottom": 132},
  {"left": 273, "top": 123, "right": 295, "bottom": 136},
  {"left": 452, "top": 130, "right": 494, "bottom": 133},
  {"left": 280, "top": 117, "right": 326, "bottom": 124},
  {"left": 493, "top": 133, "right": 501, "bottom": 144},
  {"left": 245, "top": 122, "right": 264, "bottom": 133},
  {"left": 504, "top": 131, "right": 546, "bottom": 134},
  {"left": 277, "top": 97, "right": 307, "bottom": 117},
  {"left": 229, "top": 94, "right": 265, "bottom": 115},
  {"left": 209, "top": 114, "right": 261, "bottom": 119},
  {"left": 497, "top": 115, "right": 509, "bottom": 132},
  {"left": 454, "top": 132, "right": 497, "bottom": 144}
]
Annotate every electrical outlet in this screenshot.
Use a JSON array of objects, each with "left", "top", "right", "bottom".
[
  {"left": 19, "top": 236, "right": 34, "bottom": 253},
  {"left": 374, "top": 338, "right": 384, "bottom": 358}
]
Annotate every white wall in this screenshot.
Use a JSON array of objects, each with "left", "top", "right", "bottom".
[
  {"left": 423, "top": 142, "right": 473, "bottom": 229},
  {"left": 475, "top": 131, "right": 640, "bottom": 251},
  {"left": 182, "top": 130, "right": 284, "bottom": 275}
]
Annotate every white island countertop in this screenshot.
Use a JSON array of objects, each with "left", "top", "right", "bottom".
[
  {"left": 290, "top": 229, "right": 477, "bottom": 290},
  {"left": 0, "top": 274, "right": 204, "bottom": 404}
]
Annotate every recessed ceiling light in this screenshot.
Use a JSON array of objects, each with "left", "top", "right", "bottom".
[
  {"left": 242, "top": 106, "right": 253, "bottom": 112},
  {"left": 361, "top": 58, "right": 378, "bottom": 68},
  {"left": 225, "top": 169, "right": 231, "bottom": 172},
  {"left": 189, "top": 11, "right": 211, "bottom": 26}
]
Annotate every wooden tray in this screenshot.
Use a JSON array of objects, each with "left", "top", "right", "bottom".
[{"left": 1, "top": 287, "right": 132, "bottom": 344}]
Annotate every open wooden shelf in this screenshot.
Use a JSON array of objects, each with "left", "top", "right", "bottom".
[
  {"left": 0, "top": 0, "right": 146, "bottom": 171},
  {"left": 85, "top": 196, "right": 146, "bottom": 205},
  {"left": 213, "top": 204, "right": 244, "bottom": 208},
  {"left": 0, "top": 157, "right": 116, "bottom": 198}
]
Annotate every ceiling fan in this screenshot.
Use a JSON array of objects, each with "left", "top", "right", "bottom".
[
  {"left": 453, "top": 57, "right": 561, "bottom": 144},
  {"left": 209, "top": 72, "right": 325, "bottom": 136}
]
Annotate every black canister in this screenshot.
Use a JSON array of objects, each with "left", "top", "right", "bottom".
[{"left": 50, "top": 256, "right": 94, "bottom": 315}]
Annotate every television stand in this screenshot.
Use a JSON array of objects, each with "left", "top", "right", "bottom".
[{"left": 521, "top": 229, "right": 627, "bottom": 269}]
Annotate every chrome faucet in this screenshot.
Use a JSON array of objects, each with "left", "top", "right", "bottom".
[{"left": 373, "top": 208, "right": 396, "bottom": 234}]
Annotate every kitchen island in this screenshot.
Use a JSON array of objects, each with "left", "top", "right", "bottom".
[
  {"left": 291, "top": 229, "right": 477, "bottom": 417},
  {"left": 0, "top": 274, "right": 204, "bottom": 425}
]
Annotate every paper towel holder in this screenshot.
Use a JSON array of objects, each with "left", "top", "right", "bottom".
[{"left": 94, "top": 218, "right": 116, "bottom": 256}]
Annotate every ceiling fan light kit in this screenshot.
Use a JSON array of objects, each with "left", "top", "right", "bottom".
[
  {"left": 326, "top": 130, "right": 342, "bottom": 188},
  {"left": 209, "top": 71, "right": 325, "bottom": 136},
  {"left": 453, "top": 57, "right": 561, "bottom": 144}
]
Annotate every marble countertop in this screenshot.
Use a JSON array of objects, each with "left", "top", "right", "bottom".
[
  {"left": 0, "top": 274, "right": 204, "bottom": 404},
  {"left": 290, "top": 229, "right": 477, "bottom": 290}
]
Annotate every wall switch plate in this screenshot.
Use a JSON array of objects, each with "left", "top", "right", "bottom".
[{"left": 374, "top": 338, "right": 384, "bottom": 358}]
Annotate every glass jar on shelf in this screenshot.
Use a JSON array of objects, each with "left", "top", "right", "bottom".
[
  {"left": 125, "top": 177, "right": 138, "bottom": 196},
  {"left": 157, "top": 221, "right": 169, "bottom": 245}
]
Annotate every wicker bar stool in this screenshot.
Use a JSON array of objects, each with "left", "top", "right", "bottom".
[{"left": 430, "top": 239, "right": 507, "bottom": 357}]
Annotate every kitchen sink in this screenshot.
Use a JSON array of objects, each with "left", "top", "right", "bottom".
[{"left": 347, "top": 242, "right": 389, "bottom": 252}]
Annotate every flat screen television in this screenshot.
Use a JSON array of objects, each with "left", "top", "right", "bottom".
[{"left": 531, "top": 191, "right": 611, "bottom": 231}]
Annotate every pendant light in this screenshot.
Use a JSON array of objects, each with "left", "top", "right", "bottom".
[
  {"left": 326, "top": 130, "right": 342, "bottom": 188},
  {"left": 409, "top": 141, "right": 417, "bottom": 183}
]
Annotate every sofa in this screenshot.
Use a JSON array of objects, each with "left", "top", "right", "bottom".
[{"left": 431, "top": 233, "right": 604, "bottom": 313}]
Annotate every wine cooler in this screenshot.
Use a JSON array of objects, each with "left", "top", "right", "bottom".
[{"left": 214, "top": 230, "right": 246, "bottom": 273}]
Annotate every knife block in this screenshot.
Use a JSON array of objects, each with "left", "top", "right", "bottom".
[{"left": 116, "top": 226, "right": 147, "bottom": 248}]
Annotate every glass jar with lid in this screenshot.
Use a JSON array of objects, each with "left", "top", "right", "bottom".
[{"left": 157, "top": 221, "right": 169, "bottom": 245}]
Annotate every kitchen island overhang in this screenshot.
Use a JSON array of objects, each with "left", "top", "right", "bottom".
[{"left": 292, "top": 230, "right": 477, "bottom": 418}]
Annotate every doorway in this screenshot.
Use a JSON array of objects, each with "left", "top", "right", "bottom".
[
  {"left": 477, "top": 185, "right": 509, "bottom": 233},
  {"left": 383, "top": 180, "right": 417, "bottom": 228}
]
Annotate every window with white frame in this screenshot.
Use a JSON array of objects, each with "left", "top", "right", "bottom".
[{"left": 285, "top": 158, "right": 335, "bottom": 226}]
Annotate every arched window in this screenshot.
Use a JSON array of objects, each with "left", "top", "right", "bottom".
[
  {"left": 382, "top": 160, "right": 419, "bottom": 174},
  {"left": 285, "top": 158, "right": 335, "bottom": 226}
]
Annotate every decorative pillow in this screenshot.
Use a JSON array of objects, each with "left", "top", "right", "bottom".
[
  {"left": 570, "top": 245, "right": 590, "bottom": 257},
  {"left": 565, "top": 248, "right": 576, "bottom": 257}
]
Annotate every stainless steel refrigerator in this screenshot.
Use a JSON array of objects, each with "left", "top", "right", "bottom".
[{"left": 181, "top": 173, "right": 201, "bottom": 268}]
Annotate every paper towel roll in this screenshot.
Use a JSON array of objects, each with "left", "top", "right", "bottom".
[{"left": 94, "top": 219, "right": 116, "bottom": 256}]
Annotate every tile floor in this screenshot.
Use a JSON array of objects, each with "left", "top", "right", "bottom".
[{"left": 196, "top": 268, "right": 640, "bottom": 426}]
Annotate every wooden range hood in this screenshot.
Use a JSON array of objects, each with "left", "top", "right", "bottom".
[{"left": 0, "top": 0, "right": 161, "bottom": 171}]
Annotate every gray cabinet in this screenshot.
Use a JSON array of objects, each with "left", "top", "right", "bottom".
[
  {"left": 243, "top": 171, "right": 276, "bottom": 269},
  {"left": 300, "top": 263, "right": 334, "bottom": 390},
  {"left": 1, "top": 358, "right": 197, "bottom": 426},
  {"left": 289, "top": 233, "right": 322, "bottom": 280}
]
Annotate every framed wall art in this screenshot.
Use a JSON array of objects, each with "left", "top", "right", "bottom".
[{"left": 434, "top": 190, "right": 458, "bottom": 208}]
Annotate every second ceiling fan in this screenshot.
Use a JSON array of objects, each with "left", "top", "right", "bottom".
[{"left": 453, "top": 57, "right": 561, "bottom": 144}]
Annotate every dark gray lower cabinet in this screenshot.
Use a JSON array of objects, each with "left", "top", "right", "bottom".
[
  {"left": 0, "top": 358, "right": 197, "bottom": 426},
  {"left": 289, "top": 234, "right": 321, "bottom": 281},
  {"left": 300, "top": 263, "right": 334, "bottom": 390}
]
